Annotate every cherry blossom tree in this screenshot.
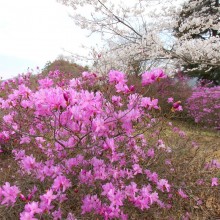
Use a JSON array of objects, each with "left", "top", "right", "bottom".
[
  {"left": 174, "top": 0, "right": 220, "bottom": 84},
  {"left": 57, "top": 0, "right": 181, "bottom": 75},
  {"left": 57, "top": 0, "right": 220, "bottom": 82}
]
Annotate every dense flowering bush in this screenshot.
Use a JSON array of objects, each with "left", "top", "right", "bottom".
[
  {"left": 0, "top": 69, "right": 219, "bottom": 219},
  {"left": 186, "top": 85, "right": 220, "bottom": 128},
  {"left": 128, "top": 73, "right": 193, "bottom": 118}
]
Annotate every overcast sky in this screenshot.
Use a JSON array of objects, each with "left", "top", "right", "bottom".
[
  {"left": 0, "top": 0, "right": 95, "bottom": 80},
  {"left": 0, "top": 0, "right": 186, "bottom": 80}
]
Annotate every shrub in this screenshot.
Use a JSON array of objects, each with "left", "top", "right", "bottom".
[
  {"left": 0, "top": 69, "right": 218, "bottom": 219},
  {"left": 186, "top": 84, "right": 220, "bottom": 129},
  {"left": 127, "top": 73, "right": 193, "bottom": 119}
]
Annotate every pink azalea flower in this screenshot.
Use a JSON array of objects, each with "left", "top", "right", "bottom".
[
  {"left": 141, "top": 97, "right": 159, "bottom": 110},
  {"left": 141, "top": 71, "right": 155, "bottom": 86},
  {"left": 115, "top": 82, "right": 130, "bottom": 93},
  {"left": 111, "top": 96, "right": 122, "bottom": 106},
  {"left": 132, "top": 164, "right": 142, "bottom": 175},
  {"left": 108, "top": 70, "right": 127, "bottom": 84},
  {"left": 52, "top": 175, "right": 72, "bottom": 192},
  {"left": 125, "top": 182, "right": 138, "bottom": 198},
  {"left": 152, "top": 68, "right": 167, "bottom": 79},
  {"left": 21, "top": 155, "right": 37, "bottom": 172},
  {"left": 108, "top": 190, "right": 124, "bottom": 207},
  {"left": 79, "top": 170, "right": 93, "bottom": 184},
  {"left": 1, "top": 182, "right": 20, "bottom": 206},
  {"left": 196, "top": 199, "right": 203, "bottom": 206},
  {"left": 147, "top": 148, "right": 155, "bottom": 158},
  {"left": 107, "top": 205, "right": 121, "bottom": 218},
  {"left": 38, "top": 78, "right": 53, "bottom": 89},
  {"left": 102, "top": 183, "right": 115, "bottom": 196},
  {"left": 142, "top": 69, "right": 166, "bottom": 86},
  {"left": 211, "top": 177, "right": 218, "bottom": 186},
  {"left": 81, "top": 194, "right": 102, "bottom": 214},
  {"left": 178, "top": 189, "right": 188, "bottom": 199},
  {"left": 40, "top": 189, "right": 56, "bottom": 206},
  {"left": 167, "top": 97, "right": 174, "bottom": 103},
  {"left": 24, "top": 202, "right": 42, "bottom": 215},
  {"left": 20, "top": 136, "right": 31, "bottom": 144},
  {"left": 69, "top": 78, "right": 81, "bottom": 88},
  {"left": 3, "top": 114, "right": 13, "bottom": 124},
  {"left": 92, "top": 117, "right": 107, "bottom": 134},
  {"left": 52, "top": 208, "right": 62, "bottom": 220},
  {"left": 82, "top": 72, "right": 97, "bottom": 84},
  {"left": 20, "top": 211, "right": 38, "bottom": 220},
  {"left": 157, "top": 179, "right": 171, "bottom": 192},
  {"left": 145, "top": 170, "right": 158, "bottom": 183},
  {"left": 172, "top": 101, "right": 183, "bottom": 112},
  {"left": 149, "top": 192, "right": 159, "bottom": 204}
]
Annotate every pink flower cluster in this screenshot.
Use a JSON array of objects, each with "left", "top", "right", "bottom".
[
  {"left": 186, "top": 85, "right": 220, "bottom": 128},
  {"left": 0, "top": 182, "right": 20, "bottom": 206},
  {"left": 108, "top": 70, "right": 135, "bottom": 93},
  {"left": 0, "top": 68, "right": 215, "bottom": 219},
  {"left": 142, "top": 69, "right": 167, "bottom": 86}
]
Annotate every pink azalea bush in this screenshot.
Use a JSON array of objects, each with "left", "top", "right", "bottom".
[
  {"left": 128, "top": 72, "right": 193, "bottom": 118},
  {"left": 186, "top": 85, "right": 220, "bottom": 129},
  {"left": 0, "top": 68, "right": 219, "bottom": 219}
]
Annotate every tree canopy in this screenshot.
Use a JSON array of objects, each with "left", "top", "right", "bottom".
[
  {"left": 57, "top": 0, "right": 220, "bottom": 84},
  {"left": 174, "top": 0, "right": 220, "bottom": 84}
]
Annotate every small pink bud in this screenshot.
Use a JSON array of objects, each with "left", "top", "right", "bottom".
[
  {"left": 20, "top": 194, "right": 26, "bottom": 201},
  {"left": 63, "top": 93, "right": 69, "bottom": 102},
  {"left": 27, "top": 194, "right": 32, "bottom": 201},
  {"left": 129, "top": 85, "right": 135, "bottom": 92}
]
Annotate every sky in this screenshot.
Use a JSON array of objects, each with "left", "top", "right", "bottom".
[
  {"left": 0, "top": 0, "right": 186, "bottom": 80},
  {"left": 0, "top": 0, "right": 93, "bottom": 80}
]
